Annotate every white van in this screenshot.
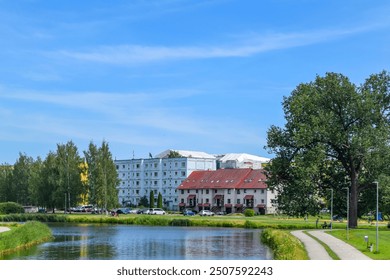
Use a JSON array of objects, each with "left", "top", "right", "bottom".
[{"left": 149, "top": 208, "right": 166, "bottom": 215}]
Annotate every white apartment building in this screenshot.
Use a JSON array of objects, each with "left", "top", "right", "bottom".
[
  {"left": 115, "top": 150, "right": 216, "bottom": 210},
  {"left": 216, "top": 153, "right": 270, "bottom": 169}
]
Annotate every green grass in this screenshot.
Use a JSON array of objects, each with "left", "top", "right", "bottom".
[
  {"left": 328, "top": 228, "right": 390, "bottom": 260},
  {"left": 261, "top": 228, "right": 309, "bottom": 260},
  {"left": 0, "top": 221, "right": 53, "bottom": 256}
]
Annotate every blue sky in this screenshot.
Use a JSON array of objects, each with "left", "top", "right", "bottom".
[{"left": 1, "top": 0, "right": 389, "bottom": 163}]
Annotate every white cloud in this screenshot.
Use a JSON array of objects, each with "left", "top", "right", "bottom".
[{"left": 52, "top": 25, "right": 375, "bottom": 65}]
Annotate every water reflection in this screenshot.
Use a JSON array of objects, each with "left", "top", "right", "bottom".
[{"left": 2, "top": 224, "right": 273, "bottom": 260}]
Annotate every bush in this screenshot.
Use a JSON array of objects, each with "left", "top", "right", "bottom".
[
  {"left": 244, "top": 209, "right": 255, "bottom": 217},
  {"left": 0, "top": 202, "right": 25, "bottom": 214}
]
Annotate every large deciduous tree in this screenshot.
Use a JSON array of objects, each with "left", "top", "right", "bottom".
[{"left": 265, "top": 71, "right": 390, "bottom": 228}]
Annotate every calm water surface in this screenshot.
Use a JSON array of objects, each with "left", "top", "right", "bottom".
[{"left": 3, "top": 223, "right": 273, "bottom": 260}]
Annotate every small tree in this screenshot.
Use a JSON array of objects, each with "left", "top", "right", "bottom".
[
  {"left": 157, "top": 192, "right": 163, "bottom": 208},
  {"left": 149, "top": 191, "right": 155, "bottom": 208},
  {"left": 139, "top": 195, "right": 149, "bottom": 207}
]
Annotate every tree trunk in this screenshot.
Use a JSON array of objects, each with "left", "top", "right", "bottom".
[{"left": 350, "top": 173, "right": 358, "bottom": 228}]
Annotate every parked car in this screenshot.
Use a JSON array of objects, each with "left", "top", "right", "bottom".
[
  {"left": 129, "top": 209, "right": 139, "bottom": 214},
  {"left": 215, "top": 211, "right": 226, "bottom": 216},
  {"left": 149, "top": 208, "right": 166, "bottom": 215},
  {"left": 114, "top": 208, "right": 131, "bottom": 214},
  {"left": 199, "top": 210, "right": 214, "bottom": 216},
  {"left": 183, "top": 210, "right": 195, "bottom": 216}
]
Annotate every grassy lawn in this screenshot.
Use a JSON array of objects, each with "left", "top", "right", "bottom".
[{"left": 328, "top": 228, "right": 390, "bottom": 260}]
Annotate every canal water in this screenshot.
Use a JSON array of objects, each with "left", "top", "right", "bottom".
[{"left": 2, "top": 223, "right": 273, "bottom": 260}]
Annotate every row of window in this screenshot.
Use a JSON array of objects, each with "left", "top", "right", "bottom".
[
  {"left": 181, "top": 198, "right": 266, "bottom": 204},
  {"left": 180, "top": 189, "right": 266, "bottom": 194},
  {"left": 116, "top": 161, "right": 187, "bottom": 170}
]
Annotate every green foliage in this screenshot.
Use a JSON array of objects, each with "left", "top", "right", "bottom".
[
  {"left": 167, "top": 151, "right": 182, "bottom": 158},
  {"left": 149, "top": 191, "right": 155, "bottom": 208},
  {"left": 244, "top": 209, "right": 255, "bottom": 217},
  {"left": 139, "top": 195, "right": 149, "bottom": 207},
  {"left": 265, "top": 71, "right": 390, "bottom": 227},
  {"left": 261, "top": 228, "right": 308, "bottom": 260},
  {"left": 0, "top": 221, "right": 53, "bottom": 256},
  {"left": 0, "top": 202, "right": 24, "bottom": 214},
  {"left": 157, "top": 192, "right": 163, "bottom": 208}
]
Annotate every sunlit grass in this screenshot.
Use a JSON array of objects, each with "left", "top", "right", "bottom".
[{"left": 328, "top": 228, "right": 390, "bottom": 260}]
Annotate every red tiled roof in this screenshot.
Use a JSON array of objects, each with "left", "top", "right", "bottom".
[
  {"left": 244, "top": 195, "right": 254, "bottom": 200},
  {"left": 178, "top": 168, "right": 268, "bottom": 190}
]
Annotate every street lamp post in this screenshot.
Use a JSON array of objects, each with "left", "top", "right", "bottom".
[
  {"left": 330, "top": 188, "right": 333, "bottom": 231},
  {"left": 374, "top": 181, "right": 379, "bottom": 253}
]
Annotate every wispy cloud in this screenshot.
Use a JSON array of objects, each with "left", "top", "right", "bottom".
[{"left": 52, "top": 25, "right": 376, "bottom": 65}]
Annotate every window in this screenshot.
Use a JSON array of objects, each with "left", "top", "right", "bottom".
[
  {"left": 206, "top": 190, "right": 209, "bottom": 194},
  {"left": 227, "top": 189, "right": 231, "bottom": 194},
  {"left": 154, "top": 172, "right": 158, "bottom": 177},
  {"left": 154, "top": 181, "right": 158, "bottom": 185},
  {"left": 261, "top": 189, "right": 265, "bottom": 194},
  {"left": 243, "top": 189, "right": 247, "bottom": 193},
  {"left": 181, "top": 190, "right": 184, "bottom": 194},
  {"left": 227, "top": 199, "right": 231, "bottom": 204},
  {"left": 154, "top": 163, "right": 158, "bottom": 168},
  {"left": 237, "top": 199, "right": 241, "bottom": 204},
  {"left": 261, "top": 199, "right": 265, "bottom": 204},
  {"left": 181, "top": 171, "right": 186, "bottom": 176},
  {"left": 181, "top": 162, "right": 186, "bottom": 167},
  {"left": 237, "top": 189, "right": 240, "bottom": 194}
]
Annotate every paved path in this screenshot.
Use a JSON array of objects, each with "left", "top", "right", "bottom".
[
  {"left": 292, "top": 230, "right": 372, "bottom": 260},
  {"left": 0, "top": 226, "right": 10, "bottom": 233},
  {"left": 291, "top": 230, "right": 332, "bottom": 260}
]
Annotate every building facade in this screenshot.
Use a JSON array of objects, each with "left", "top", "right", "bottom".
[
  {"left": 115, "top": 150, "right": 216, "bottom": 210},
  {"left": 216, "top": 153, "right": 270, "bottom": 169},
  {"left": 177, "top": 168, "right": 277, "bottom": 214}
]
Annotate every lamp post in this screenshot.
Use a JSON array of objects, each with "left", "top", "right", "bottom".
[
  {"left": 374, "top": 181, "right": 379, "bottom": 253},
  {"left": 330, "top": 188, "right": 333, "bottom": 231}
]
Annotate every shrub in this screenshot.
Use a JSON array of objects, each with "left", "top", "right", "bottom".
[
  {"left": 0, "top": 202, "right": 25, "bottom": 214},
  {"left": 244, "top": 209, "right": 255, "bottom": 217}
]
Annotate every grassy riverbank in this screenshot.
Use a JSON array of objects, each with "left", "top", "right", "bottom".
[
  {"left": 261, "top": 228, "right": 309, "bottom": 260},
  {"left": 3, "top": 212, "right": 375, "bottom": 229},
  {"left": 0, "top": 221, "right": 53, "bottom": 256}
]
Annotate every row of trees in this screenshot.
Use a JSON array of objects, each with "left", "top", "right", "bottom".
[
  {"left": 265, "top": 71, "right": 390, "bottom": 227},
  {"left": 0, "top": 140, "right": 119, "bottom": 212}
]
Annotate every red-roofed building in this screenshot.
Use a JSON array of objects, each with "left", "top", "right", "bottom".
[{"left": 177, "top": 168, "right": 277, "bottom": 214}]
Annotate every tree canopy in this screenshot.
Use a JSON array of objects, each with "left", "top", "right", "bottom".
[
  {"left": 265, "top": 71, "right": 390, "bottom": 227},
  {"left": 0, "top": 140, "right": 120, "bottom": 212}
]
